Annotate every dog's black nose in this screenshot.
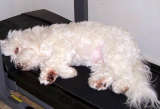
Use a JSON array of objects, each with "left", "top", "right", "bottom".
[{"left": 15, "top": 63, "right": 23, "bottom": 69}]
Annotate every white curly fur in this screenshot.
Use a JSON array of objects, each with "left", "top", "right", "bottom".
[{"left": 0, "top": 21, "right": 159, "bottom": 108}]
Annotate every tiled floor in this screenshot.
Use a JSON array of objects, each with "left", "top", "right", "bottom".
[{"left": 0, "top": 100, "right": 12, "bottom": 109}]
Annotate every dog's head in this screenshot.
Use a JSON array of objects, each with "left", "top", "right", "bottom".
[
  {"left": 0, "top": 30, "right": 22, "bottom": 58},
  {"left": 0, "top": 30, "right": 41, "bottom": 70}
]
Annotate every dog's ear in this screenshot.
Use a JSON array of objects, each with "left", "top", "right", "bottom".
[
  {"left": 0, "top": 40, "right": 6, "bottom": 46},
  {"left": 7, "top": 30, "right": 19, "bottom": 39},
  {"left": 7, "top": 30, "right": 14, "bottom": 39}
]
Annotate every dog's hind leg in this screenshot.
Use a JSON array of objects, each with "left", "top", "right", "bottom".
[
  {"left": 88, "top": 63, "right": 114, "bottom": 91},
  {"left": 112, "top": 78, "right": 130, "bottom": 94},
  {"left": 86, "top": 46, "right": 114, "bottom": 90}
]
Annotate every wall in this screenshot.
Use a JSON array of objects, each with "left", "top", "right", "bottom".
[
  {"left": 89, "top": 0, "right": 160, "bottom": 65},
  {"left": 0, "top": 0, "right": 36, "bottom": 20},
  {"left": 0, "top": 0, "right": 14, "bottom": 20},
  {"left": 0, "top": 0, "right": 74, "bottom": 21},
  {"left": 32, "top": 0, "right": 74, "bottom": 20}
]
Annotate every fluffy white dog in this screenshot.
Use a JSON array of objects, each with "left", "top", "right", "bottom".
[{"left": 0, "top": 21, "right": 159, "bottom": 108}]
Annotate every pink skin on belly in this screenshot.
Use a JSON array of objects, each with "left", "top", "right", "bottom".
[{"left": 91, "top": 46, "right": 104, "bottom": 63}]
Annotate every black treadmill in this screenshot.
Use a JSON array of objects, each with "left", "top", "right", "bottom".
[{"left": 0, "top": 9, "right": 160, "bottom": 109}]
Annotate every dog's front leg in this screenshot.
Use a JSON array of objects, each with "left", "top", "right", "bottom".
[
  {"left": 57, "top": 65, "right": 77, "bottom": 79},
  {"left": 39, "top": 66, "right": 58, "bottom": 85},
  {"left": 39, "top": 61, "right": 77, "bottom": 85}
]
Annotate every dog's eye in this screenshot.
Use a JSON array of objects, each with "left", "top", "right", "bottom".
[{"left": 14, "top": 47, "right": 19, "bottom": 54}]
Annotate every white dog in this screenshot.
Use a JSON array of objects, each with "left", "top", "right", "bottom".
[{"left": 0, "top": 21, "right": 159, "bottom": 108}]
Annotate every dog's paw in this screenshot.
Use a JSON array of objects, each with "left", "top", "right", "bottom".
[
  {"left": 39, "top": 70, "right": 58, "bottom": 85},
  {"left": 59, "top": 67, "right": 77, "bottom": 79},
  {"left": 47, "top": 70, "right": 58, "bottom": 84},
  {"left": 112, "top": 80, "right": 129, "bottom": 94},
  {"left": 88, "top": 74, "right": 113, "bottom": 91}
]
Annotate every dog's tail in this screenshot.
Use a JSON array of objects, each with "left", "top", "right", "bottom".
[
  {"left": 125, "top": 61, "right": 160, "bottom": 109},
  {"left": 126, "top": 81, "right": 160, "bottom": 109}
]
